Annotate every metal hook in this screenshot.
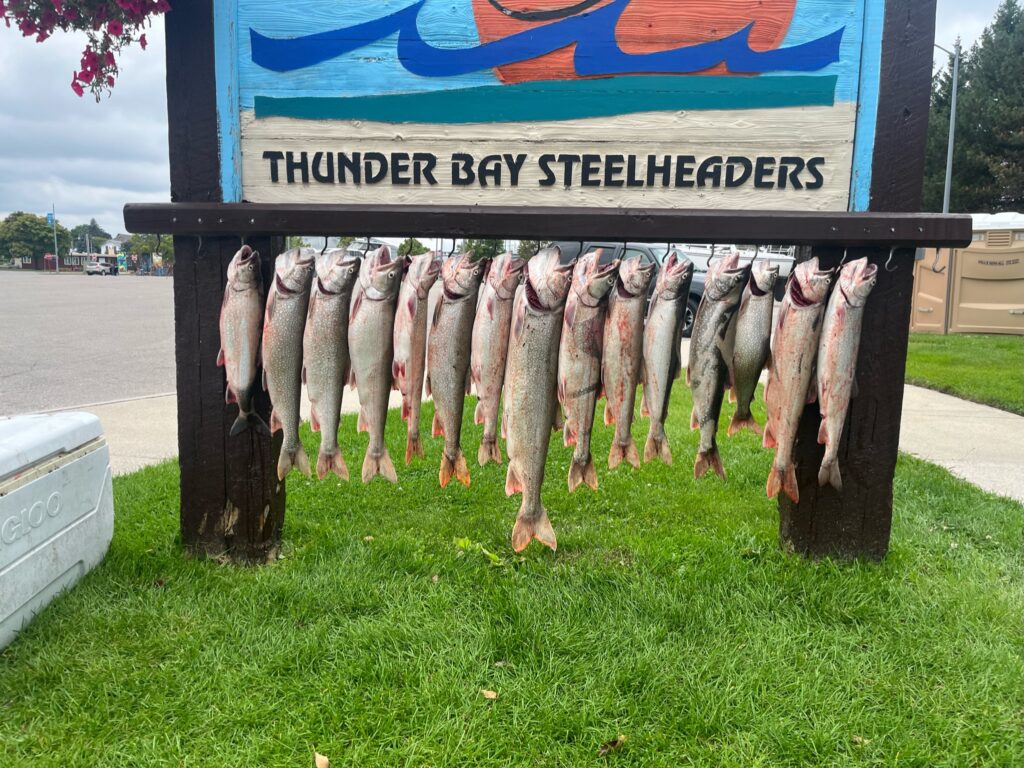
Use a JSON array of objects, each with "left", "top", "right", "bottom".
[
  {"left": 839, "top": 248, "right": 849, "bottom": 267},
  {"left": 362, "top": 237, "right": 372, "bottom": 256},
  {"left": 321, "top": 236, "right": 329, "bottom": 256},
  {"left": 447, "top": 238, "right": 457, "bottom": 258},
  {"left": 196, "top": 235, "right": 204, "bottom": 256},
  {"left": 885, "top": 246, "right": 898, "bottom": 273},
  {"left": 931, "top": 249, "right": 947, "bottom": 274}
]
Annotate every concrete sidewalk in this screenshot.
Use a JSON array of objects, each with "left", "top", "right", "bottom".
[{"left": 54, "top": 382, "right": 1024, "bottom": 505}]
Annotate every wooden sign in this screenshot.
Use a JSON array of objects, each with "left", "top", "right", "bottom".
[{"left": 213, "top": 0, "right": 885, "bottom": 212}]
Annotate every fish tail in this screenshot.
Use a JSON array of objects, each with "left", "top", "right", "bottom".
[
  {"left": 643, "top": 428, "right": 672, "bottom": 465},
  {"left": 818, "top": 459, "right": 843, "bottom": 491},
  {"left": 727, "top": 410, "right": 762, "bottom": 437},
  {"left": 229, "top": 410, "right": 252, "bottom": 437},
  {"left": 478, "top": 438, "right": 502, "bottom": 467},
  {"left": 316, "top": 449, "right": 349, "bottom": 482},
  {"left": 567, "top": 454, "right": 598, "bottom": 492},
  {"left": 512, "top": 504, "right": 557, "bottom": 553},
  {"left": 405, "top": 431, "right": 423, "bottom": 465},
  {"left": 278, "top": 445, "right": 312, "bottom": 480},
  {"left": 362, "top": 448, "right": 398, "bottom": 484},
  {"left": 694, "top": 447, "right": 726, "bottom": 481},
  {"left": 439, "top": 450, "right": 471, "bottom": 488},
  {"left": 766, "top": 461, "right": 799, "bottom": 502},
  {"left": 609, "top": 438, "right": 640, "bottom": 470}
]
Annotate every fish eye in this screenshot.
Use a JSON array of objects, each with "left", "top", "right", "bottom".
[
  {"left": 388, "top": 270, "right": 397, "bottom": 279},
  {"left": 473, "top": 267, "right": 481, "bottom": 275}
]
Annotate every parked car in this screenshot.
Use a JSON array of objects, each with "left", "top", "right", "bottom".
[
  {"left": 550, "top": 241, "right": 704, "bottom": 337},
  {"left": 679, "top": 244, "right": 795, "bottom": 300},
  {"left": 85, "top": 261, "right": 117, "bottom": 276}
]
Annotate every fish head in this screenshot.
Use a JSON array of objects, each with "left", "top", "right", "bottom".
[
  {"left": 572, "top": 249, "right": 620, "bottom": 305},
  {"left": 274, "top": 247, "right": 316, "bottom": 296},
  {"left": 315, "top": 248, "right": 360, "bottom": 295},
  {"left": 788, "top": 257, "right": 834, "bottom": 307},
  {"left": 617, "top": 256, "right": 657, "bottom": 299},
  {"left": 706, "top": 252, "right": 741, "bottom": 285},
  {"left": 525, "top": 246, "right": 575, "bottom": 311},
  {"left": 227, "top": 245, "right": 261, "bottom": 290},
  {"left": 487, "top": 252, "right": 526, "bottom": 298},
  {"left": 655, "top": 251, "right": 694, "bottom": 299},
  {"left": 406, "top": 251, "right": 442, "bottom": 298},
  {"left": 748, "top": 261, "right": 780, "bottom": 297},
  {"left": 365, "top": 245, "right": 404, "bottom": 299},
  {"left": 838, "top": 257, "right": 879, "bottom": 306},
  {"left": 442, "top": 251, "right": 486, "bottom": 300}
]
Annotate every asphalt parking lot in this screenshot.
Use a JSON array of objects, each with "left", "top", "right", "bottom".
[{"left": 0, "top": 270, "right": 175, "bottom": 416}]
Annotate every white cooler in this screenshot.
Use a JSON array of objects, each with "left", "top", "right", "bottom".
[{"left": 0, "top": 412, "right": 114, "bottom": 650}]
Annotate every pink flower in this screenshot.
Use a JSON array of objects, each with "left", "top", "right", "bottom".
[
  {"left": 107, "top": 75, "right": 115, "bottom": 87},
  {"left": 107, "top": 20, "right": 123, "bottom": 36},
  {"left": 71, "top": 78, "right": 84, "bottom": 97},
  {"left": 51, "top": 0, "right": 63, "bottom": 13},
  {"left": 139, "top": 34, "right": 147, "bottom": 50}
]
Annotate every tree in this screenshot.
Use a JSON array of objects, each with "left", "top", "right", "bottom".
[
  {"left": 70, "top": 218, "right": 112, "bottom": 252},
  {"left": 517, "top": 240, "right": 543, "bottom": 259},
  {"left": 924, "top": 0, "right": 1024, "bottom": 212},
  {"left": 0, "top": 212, "right": 71, "bottom": 262},
  {"left": 461, "top": 239, "right": 505, "bottom": 260},
  {"left": 398, "top": 237, "right": 429, "bottom": 257},
  {"left": 126, "top": 233, "right": 173, "bottom": 264}
]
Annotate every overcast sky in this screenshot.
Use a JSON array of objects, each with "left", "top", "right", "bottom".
[{"left": 0, "top": 1, "right": 1004, "bottom": 237}]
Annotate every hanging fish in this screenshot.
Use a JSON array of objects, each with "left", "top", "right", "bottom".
[
  {"left": 348, "top": 245, "right": 404, "bottom": 483},
  {"left": 393, "top": 251, "right": 442, "bottom": 464},
  {"left": 763, "top": 257, "right": 834, "bottom": 502},
  {"left": 303, "top": 248, "right": 360, "bottom": 480},
  {"left": 504, "top": 247, "right": 575, "bottom": 552},
  {"left": 470, "top": 251, "right": 525, "bottom": 466},
  {"left": 558, "top": 249, "right": 619, "bottom": 491},
  {"left": 427, "top": 252, "right": 486, "bottom": 487},
  {"left": 816, "top": 256, "right": 878, "bottom": 490},
  {"left": 602, "top": 256, "right": 657, "bottom": 469},
  {"left": 686, "top": 253, "right": 746, "bottom": 479},
  {"left": 262, "top": 247, "right": 316, "bottom": 479},
  {"left": 728, "top": 261, "right": 780, "bottom": 436},
  {"left": 218, "top": 245, "right": 269, "bottom": 437},
  {"left": 641, "top": 252, "right": 694, "bottom": 464}
]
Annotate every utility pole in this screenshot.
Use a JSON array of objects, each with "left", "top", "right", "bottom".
[
  {"left": 50, "top": 205, "right": 60, "bottom": 273},
  {"left": 935, "top": 40, "right": 961, "bottom": 214}
]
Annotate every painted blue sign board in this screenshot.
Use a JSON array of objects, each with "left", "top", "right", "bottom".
[{"left": 212, "top": 0, "right": 886, "bottom": 212}]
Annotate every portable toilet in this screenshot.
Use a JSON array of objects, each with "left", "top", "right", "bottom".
[
  {"left": 0, "top": 412, "right": 114, "bottom": 650},
  {"left": 949, "top": 213, "right": 1024, "bottom": 335}
]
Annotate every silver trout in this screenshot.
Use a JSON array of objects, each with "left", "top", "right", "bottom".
[
  {"left": 348, "top": 245, "right": 404, "bottom": 483},
  {"left": 558, "top": 250, "right": 619, "bottom": 491},
  {"left": 302, "top": 248, "right": 360, "bottom": 480},
  {"left": 763, "top": 258, "right": 834, "bottom": 502},
  {"left": 471, "top": 251, "right": 525, "bottom": 466},
  {"left": 641, "top": 252, "right": 694, "bottom": 465},
  {"left": 504, "top": 247, "right": 575, "bottom": 552},
  {"left": 686, "top": 254, "right": 746, "bottom": 480},
  {"left": 816, "top": 257, "right": 878, "bottom": 490},
  {"left": 218, "top": 245, "right": 268, "bottom": 437},
  {"left": 262, "top": 247, "right": 316, "bottom": 479},
  {"left": 602, "top": 256, "right": 657, "bottom": 469},
  {"left": 427, "top": 252, "right": 486, "bottom": 487},
  {"left": 393, "top": 251, "right": 441, "bottom": 464},
  {"left": 727, "top": 261, "right": 780, "bottom": 437}
]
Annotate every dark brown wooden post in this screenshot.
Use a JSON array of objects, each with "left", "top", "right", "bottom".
[
  {"left": 166, "top": 2, "right": 285, "bottom": 562},
  {"left": 778, "top": 0, "right": 936, "bottom": 560}
]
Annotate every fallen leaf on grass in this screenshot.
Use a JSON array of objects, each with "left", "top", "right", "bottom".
[
  {"left": 494, "top": 661, "right": 507, "bottom": 668},
  {"left": 431, "top": 574, "right": 439, "bottom": 584},
  {"left": 314, "top": 752, "right": 330, "bottom": 768},
  {"left": 480, "top": 689, "right": 499, "bottom": 701},
  {"left": 851, "top": 735, "right": 870, "bottom": 746},
  {"left": 363, "top": 535, "right": 375, "bottom": 542},
  {"left": 598, "top": 735, "right": 627, "bottom": 757}
]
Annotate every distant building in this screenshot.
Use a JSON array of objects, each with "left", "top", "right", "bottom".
[{"left": 98, "top": 234, "right": 132, "bottom": 256}]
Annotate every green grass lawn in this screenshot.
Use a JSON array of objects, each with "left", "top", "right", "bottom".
[
  {"left": 906, "top": 333, "right": 1024, "bottom": 415},
  {"left": 3, "top": 388, "right": 1024, "bottom": 767}
]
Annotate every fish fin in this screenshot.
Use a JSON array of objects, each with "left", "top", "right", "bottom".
[
  {"left": 818, "top": 460, "right": 842, "bottom": 491},
  {"left": 609, "top": 439, "right": 640, "bottom": 470},
  {"left": 512, "top": 505, "right": 557, "bottom": 553},
  {"left": 432, "top": 413, "right": 444, "bottom": 438},
  {"left": 278, "top": 446, "right": 312, "bottom": 480},
  {"left": 310, "top": 406, "right": 321, "bottom": 433},
  {"left": 349, "top": 290, "right": 363, "bottom": 324},
  {"left": 225, "top": 385, "right": 237, "bottom": 405},
  {"left": 316, "top": 450, "right": 349, "bottom": 482},
  {"left": 216, "top": 348, "right": 225, "bottom": 367},
  {"left": 643, "top": 432, "right": 672, "bottom": 465},
  {"left": 251, "top": 413, "right": 271, "bottom": 435},
  {"left": 362, "top": 449, "right": 398, "bottom": 484},
  {"left": 431, "top": 293, "right": 443, "bottom": 329},
  {"left": 406, "top": 292, "right": 418, "bottom": 321},
  {"left": 401, "top": 398, "right": 411, "bottom": 422},
  {"left": 478, "top": 438, "right": 502, "bottom": 466},
  {"left": 806, "top": 383, "right": 818, "bottom": 405},
  {"left": 568, "top": 455, "right": 598, "bottom": 492},
  {"left": 563, "top": 298, "right": 576, "bottom": 330},
  {"left": 690, "top": 409, "right": 699, "bottom": 431},
  {"left": 817, "top": 419, "right": 828, "bottom": 445},
  {"left": 728, "top": 386, "right": 737, "bottom": 404},
  {"left": 505, "top": 462, "right": 523, "bottom": 496},
  {"left": 766, "top": 462, "right": 799, "bottom": 502},
  {"left": 694, "top": 447, "right": 726, "bottom": 481},
  {"left": 270, "top": 410, "right": 283, "bottom": 434},
  {"left": 474, "top": 400, "right": 484, "bottom": 426},
  {"left": 357, "top": 407, "right": 368, "bottom": 434},
  {"left": 762, "top": 421, "right": 777, "bottom": 449},
  {"left": 470, "top": 362, "right": 481, "bottom": 390},
  {"left": 640, "top": 391, "right": 650, "bottom": 418},
  {"left": 552, "top": 407, "right": 564, "bottom": 432},
  {"left": 604, "top": 401, "right": 614, "bottom": 426},
  {"left": 511, "top": 296, "right": 526, "bottom": 342},
  {"left": 229, "top": 411, "right": 251, "bottom": 437},
  {"left": 405, "top": 432, "right": 422, "bottom": 465},
  {"left": 728, "top": 412, "right": 762, "bottom": 437},
  {"left": 262, "top": 367, "right": 268, "bottom": 392},
  {"left": 563, "top": 418, "right": 577, "bottom": 447},
  {"left": 392, "top": 360, "right": 401, "bottom": 386},
  {"left": 455, "top": 451, "right": 471, "bottom": 486}
]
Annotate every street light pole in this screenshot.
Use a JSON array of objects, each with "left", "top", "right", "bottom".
[
  {"left": 935, "top": 40, "right": 961, "bottom": 214},
  {"left": 51, "top": 204, "right": 59, "bottom": 273}
]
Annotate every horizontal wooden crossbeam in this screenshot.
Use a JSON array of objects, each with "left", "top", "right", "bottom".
[{"left": 124, "top": 203, "right": 972, "bottom": 248}]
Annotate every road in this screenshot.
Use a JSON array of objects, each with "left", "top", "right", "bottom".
[{"left": 0, "top": 270, "right": 175, "bottom": 416}]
